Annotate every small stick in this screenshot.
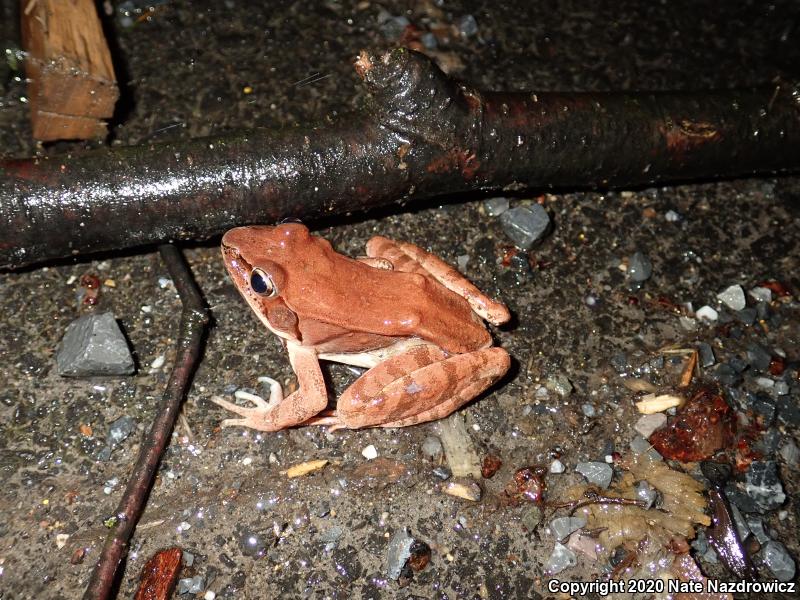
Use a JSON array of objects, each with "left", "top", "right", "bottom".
[{"left": 82, "top": 245, "right": 210, "bottom": 600}]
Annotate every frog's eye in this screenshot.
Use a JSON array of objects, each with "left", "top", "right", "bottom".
[{"left": 250, "top": 268, "right": 277, "bottom": 297}]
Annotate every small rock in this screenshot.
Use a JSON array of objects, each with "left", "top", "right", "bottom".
[
  {"left": 747, "top": 343, "right": 772, "bottom": 371},
  {"left": 717, "top": 284, "right": 746, "bottom": 311},
  {"left": 421, "top": 435, "right": 443, "bottom": 461},
  {"left": 633, "top": 413, "right": 667, "bottom": 439},
  {"left": 56, "top": 313, "right": 135, "bottom": 376},
  {"left": 500, "top": 205, "right": 551, "bottom": 250},
  {"left": 456, "top": 14, "right": 478, "bottom": 37},
  {"left": 744, "top": 515, "right": 770, "bottom": 544},
  {"left": 575, "top": 462, "right": 613, "bottom": 489},
  {"left": 442, "top": 480, "right": 482, "bottom": 501},
  {"left": 188, "top": 576, "right": 205, "bottom": 594},
  {"left": 755, "top": 428, "right": 781, "bottom": 453},
  {"left": 483, "top": 196, "right": 510, "bottom": 216},
  {"left": 629, "top": 435, "right": 663, "bottom": 461},
  {"left": 544, "top": 543, "right": 577, "bottom": 575},
  {"left": 635, "top": 480, "right": 658, "bottom": 509},
  {"left": 729, "top": 504, "right": 750, "bottom": 541},
  {"left": 752, "top": 396, "right": 776, "bottom": 426},
  {"left": 696, "top": 342, "right": 716, "bottom": 367},
  {"left": 361, "top": 445, "right": 378, "bottom": 460},
  {"left": 696, "top": 305, "right": 719, "bottom": 322},
  {"left": 432, "top": 466, "right": 452, "bottom": 480},
  {"left": 107, "top": 416, "right": 136, "bottom": 447},
  {"left": 544, "top": 373, "right": 572, "bottom": 397},
  {"left": 177, "top": 578, "right": 194, "bottom": 595},
  {"left": 386, "top": 528, "right": 414, "bottom": 580},
  {"left": 758, "top": 541, "right": 796, "bottom": 582},
  {"left": 628, "top": 252, "right": 653, "bottom": 282},
  {"left": 550, "top": 516, "right": 586, "bottom": 541},
  {"left": 709, "top": 363, "right": 740, "bottom": 386},
  {"left": 420, "top": 32, "right": 437, "bottom": 50},
  {"left": 378, "top": 13, "right": 409, "bottom": 39},
  {"left": 773, "top": 380, "right": 789, "bottom": 396},
  {"left": 779, "top": 439, "right": 799, "bottom": 466},
  {"left": 665, "top": 209, "right": 682, "bottom": 222},
  {"left": 581, "top": 403, "right": 596, "bottom": 418},
  {"left": 456, "top": 254, "right": 469, "bottom": 272},
  {"left": 320, "top": 525, "right": 344, "bottom": 552},
  {"left": 744, "top": 461, "right": 785, "bottom": 512},
  {"left": 521, "top": 506, "right": 542, "bottom": 531},
  {"left": 735, "top": 307, "right": 757, "bottom": 325},
  {"left": 749, "top": 286, "right": 773, "bottom": 304},
  {"left": 549, "top": 459, "right": 565, "bottom": 474},
  {"left": 776, "top": 395, "right": 800, "bottom": 426},
  {"left": 610, "top": 353, "right": 629, "bottom": 373}
]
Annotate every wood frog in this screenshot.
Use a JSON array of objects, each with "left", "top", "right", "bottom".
[{"left": 212, "top": 223, "right": 511, "bottom": 431}]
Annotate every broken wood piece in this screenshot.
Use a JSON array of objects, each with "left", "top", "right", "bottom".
[
  {"left": 21, "top": 0, "right": 118, "bottom": 140},
  {"left": 133, "top": 547, "right": 183, "bottom": 600}
]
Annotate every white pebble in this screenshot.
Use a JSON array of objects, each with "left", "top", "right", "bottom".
[
  {"left": 717, "top": 284, "right": 746, "bottom": 311},
  {"left": 696, "top": 305, "right": 719, "bottom": 322},
  {"left": 549, "top": 459, "right": 565, "bottom": 474},
  {"left": 204, "top": 592, "right": 216, "bottom": 600},
  {"left": 361, "top": 445, "right": 378, "bottom": 460},
  {"left": 150, "top": 354, "right": 166, "bottom": 369},
  {"left": 141, "top": 305, "right": 152, "bottom": 313},
  {"left": 749, "top": 286, "right": 772, "bottom": 304},
  {"left": 242, "top": 457, "right": 253, "bottom": 466}
]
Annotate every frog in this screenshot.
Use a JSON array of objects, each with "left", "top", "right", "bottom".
[{"left": 211, "top": 222, "right": 511, "bottom": 431}]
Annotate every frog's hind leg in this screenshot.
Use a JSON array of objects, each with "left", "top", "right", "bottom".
[
  {"left": 326, "top": 344, "right": 510, "bottom": 429},
  {"left": 366, "top": 236, "right": 510, "bottom": 325}
]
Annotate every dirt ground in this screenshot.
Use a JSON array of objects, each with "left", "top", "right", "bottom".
[{"left": 1, "top": 1, "right": 798, "bottom": 598}]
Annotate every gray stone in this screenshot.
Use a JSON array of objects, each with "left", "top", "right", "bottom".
[
  {"left": 107, "top": 416, "right": 136, "bottom": 447},
  {"left": 759, "top": 541, "right": 796, "bottom": 582},
  {"left": 483, "top": 196, "right": 510, "bottom": 216},
  {"left": 188, "top": 576, "right": 205, "bottom": 594},
  {"left": 629, "top": 435, "right": 663, "bottom": 461},
  {"left": 549, "top": 459, "right": 565, "bottom": 474},
  {"left": 696, "top": 342, "right": 716, "bottom": 367},
  {"left": 386, "top": 527, "right": 414, "bottom": 580},
  {"left": 544, "top": 543, "right": 577, "bottom": 575},
  {"left": 177, "top": 577, "right": 194, "bottom": 595},
  {"left": 635, "top": 480, "right": 658, "bottom": 509},
  {"left": 729, "top": 504, "right": 750, "bottom": 541},
  {"left": 779, "top": 439, "right": 799, "bottom": 466},
  {"left": 56, "top": 313, "right": 135, "bottom": 376},
  {"left": 456, "top": 14, "right": 478, "bottom": 37},
  {"left": 581, "top": 403, "right": 596, "bottom": 418},
  {"left": 500, "top": 205, "right": 551, "bottom": 250},
  {"left": 378, "top": 13, "right": 409, "bottom": 39},
  {"left": 735, "top": 307, "right": 757, "bottom": 325},
  {"left": 749, "top": 286, "right": 772, "bottom": 304},
  {"left": 544, "top": 373, "right": 573, "bottom": 397},
  {"left": 633, "top": 414, "right": 666, "bottom": 439},
  {"left": 776, "top": 395, "right": 800, "bottom": 426},
  {"left": 575, "top": 462, "right": 613, "bottom": 489},
  {"left": 628, "top": 252, "right": 653, "bottom": 282},
  {"left": 744, "top": 461, "right": 785, "bottom": 512},
  {"left": 420, "top": 32, "right": 437, "bottom": 50},
  {"left": 432, "top": 466, "right": 452, "bottom": 480},
  {"left": 746, "top": 343, "right": 772, "bottom": 371},
  {"left": 717, "top": 284, "right": 746, "bottom": 311},
  {"left": 421, "top": 435, "right": 443, "bottom": 461},
  {"left": 744, "top": 515, "right": 770, "bottom": 544},
  {"left": 550, "top": 516, "right": 586, "bottom": 541}
]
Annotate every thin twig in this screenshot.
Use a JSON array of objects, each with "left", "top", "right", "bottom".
[{"left": 82, "top": 245, "right": 210, "bottom": 600}]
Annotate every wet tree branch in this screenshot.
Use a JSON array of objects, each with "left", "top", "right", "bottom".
[
  {"left": 82, "top": 245, "right": 209, "bottom": 600},
  {"left": 2, "top": 48, "right": 799, "bottom": 269}
]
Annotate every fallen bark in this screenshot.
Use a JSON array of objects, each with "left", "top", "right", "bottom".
[{"left": 2, "top": 48, "right": 799, "bottom": 269}]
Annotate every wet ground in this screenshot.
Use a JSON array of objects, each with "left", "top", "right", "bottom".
[{"left": 1, "top": 1, "right": 799, "bottom": 598}]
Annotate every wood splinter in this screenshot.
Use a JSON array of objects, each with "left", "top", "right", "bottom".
[{"left": 21, "top": 0, "right": 118, "bottom": 141}]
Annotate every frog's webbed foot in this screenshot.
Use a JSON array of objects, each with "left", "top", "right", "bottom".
[{"left": 210, "top": 376, "right": 284, "bottom": 430}]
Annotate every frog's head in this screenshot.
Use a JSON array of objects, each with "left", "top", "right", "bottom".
[{"left": 221, "top": 224, "right": 311, "bottom": 341}]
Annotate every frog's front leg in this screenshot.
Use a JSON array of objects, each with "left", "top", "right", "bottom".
[
  {"left": 210, "top": 342, "right": 328, "bottom": 431},
  {"left": 307, "top": 344, "right": 510, "bottom": 429}
]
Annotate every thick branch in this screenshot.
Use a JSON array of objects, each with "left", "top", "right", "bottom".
[{"left": 2, "top": 48, "right": 799, "bottom": 269}]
